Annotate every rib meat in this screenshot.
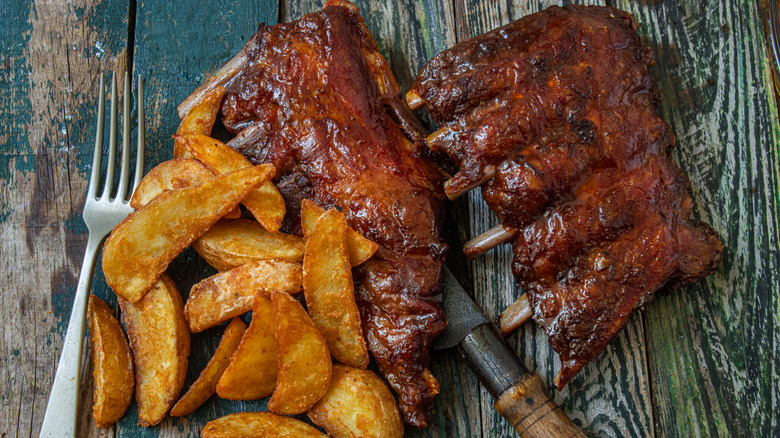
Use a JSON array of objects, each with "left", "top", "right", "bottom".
[
  {"left": 410, "top": 5, "right": 723, "bottom": 388},
  {"left": 214, "top": 0, "right": 446, "bottom": 426}
]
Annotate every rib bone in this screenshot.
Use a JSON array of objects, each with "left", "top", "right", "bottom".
[
  {"left": 177, "top": 38, "right": 257, "bottom": 119},
  {"left": 443, "top": 166, "right": 496, "bottom": 200},
  {"left": 499, "top": 294, "right": 531, "bottom": 334},
  {"left": 463, "top": 225, "right": 517, "bottom": 259},
  {"left": 226, "top": 122, "right": 267, "bottom": 151},
  {"left": 406, "top": 90, "right": 424, "bottom": 110}
]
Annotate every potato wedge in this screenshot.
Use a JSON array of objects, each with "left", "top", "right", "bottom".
[
  {"left": 130, "top": 158, "right": 241, "bottom": 218},
  {"left": 268, "top": 291, "right": 332, "bottom": 415},
  {"left": 308, "top": 365, "right": 404, "bottom": 438},
  {"left": 119, "top": 274, "right": 190, "bottom": 427},
  {"left": 216, "top": 293, "right": 278, "bottom": 400},
  {"left": 303, "top": 209, "right": 368, "bottom": 368},
  {"left": 103, "top": 164, "right": 274, "bottom": 302},
  {"left": 170, "top": 317, "right": 246, "bottom": 416},
  {"left": 87, "top": 295, "right": 134, "bottom": 428},
  {"left": 202, "top": 412, "right": 326, "bottom": 438},
  {"left": 129, "top": 158, "right": 212, "bottom": 208},
  {"left": 174, "top": 86, "right": 225, "bottom": 159},
  {"left": 179, "top": 133, "right": 285, "bottom": 232},
  {"left": 193, "top": 218, "right": 304, "bottom": 271},
  {"left": 221, "top": 206, "right": 242, "bottom": 220},
  {"left": 184, "top": 259, "right": 303, "bottom": 333},
  {"left": 300, "top": 199, "right": 379, "bottom": 266}
]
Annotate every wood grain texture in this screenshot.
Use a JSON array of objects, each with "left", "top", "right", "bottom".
[
  {"left": 0, "top": 0, "right": 129, "bottom": 437},
  {"left": 2, "top": 0, "right": 778, "bottom": 436},
  {"left": 612, "top": 0, "right": 780, "bottom": 436}
]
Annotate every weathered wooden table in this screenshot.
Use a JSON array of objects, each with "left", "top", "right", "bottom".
[{"left": 2, "top": 0, "right": 778, "bottom": 436}]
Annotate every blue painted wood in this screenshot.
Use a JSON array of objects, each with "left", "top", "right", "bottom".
[{"left": 0, "top": 0, "right": 130, "bottom": 436}]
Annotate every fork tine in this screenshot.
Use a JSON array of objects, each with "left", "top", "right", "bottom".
[
  {"left": 102, "top": 71, "right": 119, "bottom": 199},
  {"left": 87, "top": 74, "right": 105, "bottom": 199},
  {"left": 115, "top": 71, "right": 132, "bottom": 200},
  {"left": 133, "top": 75, "right": 145, "bottom": 190}
]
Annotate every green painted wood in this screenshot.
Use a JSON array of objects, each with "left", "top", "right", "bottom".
[
  {"left": 452, "top": 1, "right": 654, "bottom": 437},
  {"left": 611, "top": 1, "right": 780, "bottom": 436},
  {"left": 0, "top": 0, "right": 130, "bottom": 437},
  {"left": 116, "top": 1, "right": 278, "bottom": 436}
]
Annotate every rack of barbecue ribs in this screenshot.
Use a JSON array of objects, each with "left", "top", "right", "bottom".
[
  {"left": 179, "top": 0, "right": 446, "bottom": 427},
  {"left": 408, "top": 5, "right": 723, "bottom": 389}
]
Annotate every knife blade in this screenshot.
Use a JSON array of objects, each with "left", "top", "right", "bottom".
[{"left": 436, "top": 267, "right": 585, "bottom": 438}]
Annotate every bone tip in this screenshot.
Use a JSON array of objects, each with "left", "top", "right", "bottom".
[
  {"left": 498, "top": 294, "right": 532, "bottom": 334},
  {"left": 443, "top": 179, "right": 466, "bottom": 200},
  {"left": 498, "top": 317, "right": 515, "bottom": 336},
  {"left": 462, "top": 246, "right": 481, "bottom": 260},
  {"left": 406, "top": 90, "right": 424, "bottom": 110},
  {"left": 426, "top": 128, "right": 445, "bottom": 145},
  {"left": 463, "top": 225, "right": 518, "bottom": 259},
  {"left": 555, "top": 359, "right": 584, "bottom": 390}
]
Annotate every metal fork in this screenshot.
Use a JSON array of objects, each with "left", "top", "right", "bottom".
[{"left": 39, "top": 72, "right": 144, "bottom": 438}]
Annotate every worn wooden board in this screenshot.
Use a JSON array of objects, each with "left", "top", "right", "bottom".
[
  {"left": 612, "top": 0, "right": 780, "bottom": 436},
  {"left": 2, "top": 0, "right": 779, "bottom": 437},
  {"left": 0, "top": 0, "right": 129, "bottom": 437}
]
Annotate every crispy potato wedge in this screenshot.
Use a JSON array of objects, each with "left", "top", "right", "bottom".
[
  {"left": 247, "top": 180, "right": 286, "bottom": 233},
  {"left": 119, "top": 274, "right": 190, "bottom": 427},
  {"left": 129, "top": 158, "right": 213, "bottom": 209},
  {"left": 130, "top": 158, "right": 241, "bottom": 218},
  {"left": 221, "top": 206, "right": 242, "bottom": 220},
  {"left": 303, "top": 209, "right": 368, "bottom": 368},
  {"left": 103, "top": 164, "right": 274, "bottom": 302},
  {"left": 174, "top": 86, "right": 225, "bottom": 159},
  {"left": 300, "top": 199, "right": 379, "bottom": 266},
  {"left": 87, "top": 295, "right": 134, "bottom": 428},
  {"left": 184, "top": 259, "right": 303, "bottom": 333},
  {"left": 308, "top": 365, "right": 404, "bottom": 438},
  {"left": 268, "top": 291, "right": 332, "bottom": 415},
  {"left": 170, "top": 317, "right": 246, "bottom": 416},
  {"left": 216, "top": 293, "right": 278, "bottom": 400},
  {"left": 202, "top": 412, "right": 326, "bottom": 438},
  {"left": 179, "top": 133, "right": 286, "bottom": 232},
  {"left": 193, "top": 218, "right": 304, "bottom": 271}
]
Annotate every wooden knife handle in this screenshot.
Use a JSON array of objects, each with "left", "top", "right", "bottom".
[{"left": 494, "top": 373, "right": 586, "bottom": 438}]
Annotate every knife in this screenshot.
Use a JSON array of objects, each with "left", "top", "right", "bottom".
[{"left": 435, "top": 267, "right": 586, "bottom": 438}]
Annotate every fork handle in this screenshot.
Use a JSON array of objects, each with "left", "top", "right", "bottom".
[{"left": 39, "top": 235, "right": 103, "bottom": 438}]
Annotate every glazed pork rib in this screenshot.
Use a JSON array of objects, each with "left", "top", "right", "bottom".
[
  {"left": 184, "top": 0, "right": 447, "bottom": 426},
  {"left": 409, "top": 5, "right": 723, "bottom": 388}
]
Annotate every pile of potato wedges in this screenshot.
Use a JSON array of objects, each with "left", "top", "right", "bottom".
[{"left": 88, "top": 87, "right": 403, "bottom": 437}]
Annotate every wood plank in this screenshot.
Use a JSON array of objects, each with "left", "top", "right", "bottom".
[
  {"left": 612, "top": 0, "right": 780, "bottom": 436},
  {"left": 118, "top": 1, "right": 278, "bottom": 436},
  {"left": 0, "top": 0, "right": 130, "bottom": 436},
  {"left": 2, "top": 1, "right": 775, "bottom": 437},
  {"left": 452, "top": 1, "right": 654, "bottom": 437}
]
